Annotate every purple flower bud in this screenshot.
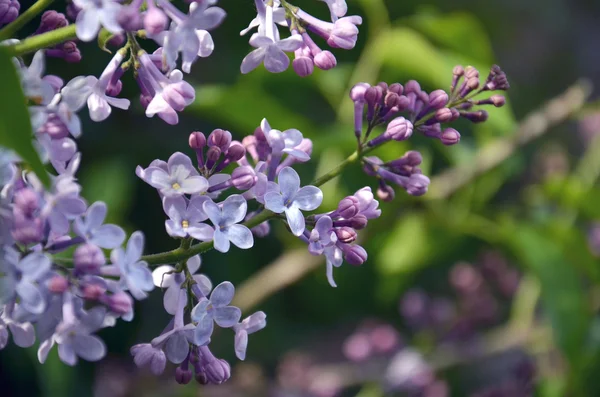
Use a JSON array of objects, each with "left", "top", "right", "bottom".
[
  {"left": 208, "top": 129, "right": 232, "bottom": 151},
  {"left": 231, "top": 166, "right": 257, "bottom": 190},
  {"left": 336, "top": 196, "right": 360, "bottom": 219},
  {"left": 440, "top": 128, "right": 460, "bottom": 146},
  {"left": 204, "top": 357, "right": 231, "bottom": 384},
  {"left": 377, "top": 183, "right": 395, "bottom": 202},
  {"left": 12, "top": 210, "right": 43, "bottom": 244},
  {"left": 490, "top": 94, "right": 506, "bottom": 107},
  {"left": 118, "top": 5, "right": 144, "bottom": 31},
  {"left": 107, "top": 34, "right": 125, "bottom": 47},
  {"left": 435, "top": 108, "right": 459, "bottom": 123},
  {"left": 465, "top": 66, "right": 479, "bottom": 79},
  {"left": 335, "top": 226, "right": 357, "bottom": 243},
  {"left": 451, "top": 65, "right": 464, "bottom": 92},
  {"left": 405, "top": 174, "right": 430, "bottom": 196},
  {"left": 48, "top": 275, "right": 69, "bottom": 293},
  {"left": 293, "top": 56, "right": 314, "bottom": 77},
  {"left": 348, "top": 214, "right": 367, "bottom": 230},
  {"left": 74, "top": 243, "right": 106, "bottom": 274},
  {"left": 131, "top": 344, "right": 167, "bottom": 375},
  {"left": 144, "top": 7, "right": 168, "bottom": 36},
  {"left": 364, "top": 86, "right": 383, "bottom": 107},
  {"left": 388, "top": 83, "right": 403, "bottom": 95},
  {"left": 36, "top": 10, "right": 68, "bottom": 34},
  {"left": 428, "top": 90, "right": 449, "bottom": 110},
  {"left": 13, "top": 188, "right": 39, "bottom": 215},
  {"left": 82, "top": 283, "right": 106, "bottom": 300},
  {"left": 405, "top": 80, "right": 421, "bottom": 94},
  {"left": 369, "top": 324, "right": 400, "bottom": 354},
  {"left": 460, "top": 110, "right": 489, "bottom": 123},
  {"left": 189, "top": 131, "right": 207, "bottom": 150},
  {"left": 386, "top": 116, "right": 413, "bottom": 141},
  {"left": 384, "top": 92, "right": 400, "bottom": 108},
  {"left": 108, "top": 291, "right": 133, "bottom": 315},
  {"left": 314, "top": 50, "right": 337, "bottom": 70},
  {"left": 350, "top": 82, "right": 370, "bottom": 102},
  {"left": 0, "top": 0, "right": 19, "bottom": 26},
  {"left": 225, "top": 142, "right": 246, "bottom": 163},
  {"left": 205, "top": 146, "right": 221, "bottom": 170},
  {"left": 343, "top": 244, "right": 367, "bottom": 266},
  {"left": 176, "top": 367, "right": 193, "bottom": 385}
]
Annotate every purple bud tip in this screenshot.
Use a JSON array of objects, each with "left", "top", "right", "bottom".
[
  {"left": 293, "top": 56, "right": 314, "bottom": 77},
  {"left": 206, "top": 146, "right": 221, "bottom": 163},
  {"left": 490, "top": 95, "right": 506, "bottom": 107},
  {"left": 74, "top": 243, "right": 106, "bottom": 274},
  {"left": 350, "top": 83, "right": 371, "bottom": 102},
  {"left": 349, "top": 214, "right": 368, "bottom": 230},
  {"left": 231, "top": 166, "right": 257, "bottom": 190},
  {"left": 461, "top": 110, "right": 489, "bottom": 123},
  {"left": 466, "top": 77, "right": 480, "bottom": 90},
  {"left": 453, "top": 65, "right": 465, "bottom": 76},
  {"left": 106, "top": 79, "right": 122, "bottom": 97},
  {"left": 144, "top": 8, "right": 168, "bottom": 36},
  {"left": 377, "top": 184, "right": 395, "bottom": 202},
  {"left": 384, "top": 92, "right": 400, "bottom": 108},
  {"left": 314, "top": 50, "right": 337, "bottom": 70},
  {"left": 377, "top": 82, "right": 389, "bottom": 92},
  {"left": 109, "top": 291, "right": 133, "bottom": 315},
  {"left": 406, "top": 174, "right": 430, "bottom": 196},
  {"left": 13, "top": 188, "right": 39, "bottom": 215},
  {"left": 0, "top": 0, "right": 19, "bottom": 26},
  {"left": 386, "top": 117, "right": 414, "bottom": 141},
  {"left": 428, "top": 90, "right": 449, "bottom": 110},
  {"left": 176, "top": 367, "right": 193, "bottom": 385},
  {"left": 189, "top": 131, "right": 207, "bottom": 150},
  {"left": 337, "top": 196, "right": 360, "bottom": 219},
  {"left": 435, "top": 108, "right": 457, "bottom": 123},
  {"left": 48, "top": 275, "right": 69, "bottom": 293},
  {"left": 465, "top": 66, "right": 480, "bottom": 79},
  {"left": 208, "top": 129, "right": 232, "bottom": 151},
  {"left": 364, "top": 86, "right": 382, "bottom": 107},
  {"left": 388, "top": 83, "right": 404, "bottom": 95},
  {"left": 225, "top": 142, "right": 246, "bottom": 162},
  {"left": 117, "top": 6, "right": 144, "bottom": 31},
  {"left": 336, "top": 227, "right": 357, "bottom": 243},
  {"left": 82, "top": 283, "right": 106, "bottom": 300},
  {"left": 37, "top": 10, "right": 68, "bottom": 34},
  {"left": 405, "top": 80, "right": 421, "bottom": 94},
  {"left": 441, "top": 128, "right": 460, "bottom": 146},
  {"left": 344, "top": 245, "right": 368, "bottom": 266}
]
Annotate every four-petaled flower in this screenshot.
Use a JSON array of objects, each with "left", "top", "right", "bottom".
[
  {"left": 136, "top": 152, "right": 209, "bottom": 197},
  {"left": 203, "top": 195, "right": 254, "bottom": 253},
  {"left": 73, "top": 0, "right": 123, "bottom": 42},
  {"left": 264, "top": 167, "right": 323, "bottom": 236},
  {"left": 74, "top": 201, "right": 126, "bottom": 249},
  {"left": 261, "top": 119, "right": 310, "bottom": 161},
  {"left": 109, "top": 232, "right": 154, "bottom": 300},
  {"left": 163, "top": 196, "right": 214, "bottom": 241},
  {"left": 241, "top": 33, "right": 303, "bottom": 74},
  {"left": 192, "top": 281, "right": 242, "bottom": 345}
]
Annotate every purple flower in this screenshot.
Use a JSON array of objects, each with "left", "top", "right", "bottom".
[
  {"left": 87, "top": 51, "right": 130, "bottom": 121},
  {"left": 0, "top": 307, "right": 35, "bottom": 349},
  {"left": 16, "top": 51, "right": 55, "bottom": 106},
  {"left": 163, "top": 196, "right": 214, "bottom": 241},
  {"left": 240, "top": 0, "right": 286, "bottom": 37},
  {"left": 241, "top": 33, "right": 304, "bottom": 74},
  {"left": 73, "top": 0, "right": 123, "bottom": 42},
  {"left": 0, "top": 0, "right": 19, "bottom": 26},
  {"left": 296, "top": 9, "right": 362, "bottom": 50},
  {"left": 203, "top": 195, "right": 253, "bottom": 253},
  {"left": 191, "top": 281, "right": 242, "bottom": 345},
  {"left": 152, "top": 255, "right": 212, "bottom": 315},
  {"left": 0, "top": 249, "right": 51, "bottom": 314},
  {"left": 37, "top": 174, "right": 87, "bottom": 236},
  {"left": 74, "top": 201, "right": 126, "bottom": 249},
  {"left": 261, "top": 118, "right": 310, "bottom": 161},
  {"left": 57, "top": 75, "right": 99, "bottom": 137},
  {"left": 319, "top": 0, "right": 348, "bottom": 21},
  {"left": 108, "top": 232, "right": 154, "bottom": 300},
  {"left": 130, "top": 343, "right": 167, "bottom": 375},
  {"left": 136, "top": 152, "right": 209, "bottom": 197},
  {"left": 264, "top": 167, "right": 323, "bottom": 236},
  {"left": 233, "top": 311, "right": 266, "bottom": 360},
  {"left": 354, "top": 187, "right": 381, "bottom": 219}
]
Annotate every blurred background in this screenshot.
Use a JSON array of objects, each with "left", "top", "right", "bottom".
[{"left": 3, "top": 0, "right": 600, "bottom": 396}]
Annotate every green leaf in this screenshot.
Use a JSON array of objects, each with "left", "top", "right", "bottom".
[
  {"left": 508, "top": 226, "right": 591, "bottom": 371},
  {"left": 0, "top": 47, "right": 50, "bottom": 187}
]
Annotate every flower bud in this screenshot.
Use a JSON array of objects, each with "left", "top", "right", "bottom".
[
  {"left": 404, "top": 80, "right": 421, "bottom": 94},
  {"left": 441, "top": 128, "right": 460, "bottom": 146},
  {"left": 205, "top": 358, "right": 231, "bottom": 384},
  {"left": 350, "top": 82, "right": 370, "bottom": 102},
  {"left": 312, "top": 50, "right": 336, "bottom": 70},
  {"left": 293, "top": 56, "right": 314, "bottom": 77},
  {"left": 364, "top": 86, "right": 383, "bottom": 107},
  {"left": 405, "top": 174, "right": 430, "bottom": 196},
  {"left": 225, "top": 142, "right": 246, "bottom": 163},
  {"left": 428, "top": 90, "right": 448, "bottom": 110},
  {"left": 13, "top": 188, "right": 39, "bottom": 215},
  {"left": 435, "top": 108, "right": 459, "bottom": 123},
  {"left": 11, "top": 210, "right": 43, "bottom": 244},
  {"left": 490, "top": 95, "right": 506, "bottom": 107},
  {"left": 231, "top": 166, "right": 257, "bottom": 190},
  {"left": 144, "top": 7, "right": 168, "bottom": 35},
  {"left": 388, "top": 83, "right": 404, "bottom": 95},
  {"left": 74, "top": 243, "right": 106, "bottom": 274},
  {"left": 36, "top": 10, "right": 67, "bottom": 33},
  {"left": 377, "top": 183, "right": 395, "bottom": 202},
  {"left": 208, "top": 129, "right": 232, "bottom": 151},
  {"left": 117, "top": 5, "right": 144, "bottom": 31},
  {"left": 343, "top": 245, "right": 368, "bottom": 266},
  {"left": 453, "top": 65, "right": 465, "bottom": 77},
  {"left": 336, "top": 227, "right": 357, "bottom": 243},
  {"left": 205, "top": 146, "right": 221, "bottom": 169},
  {"left": 384, "top": 92, "right": 400, "bottom": 108},
  {"left": 349, "top": 214, "right": 368, "bottom": 230},
  {"left": 109, "top": 291, "right": 133, "bottom": 315},
  {"left": 48, "top": 275, "right": 69, "bottom": 293},
  {"left": 195, "top": 370, "right": 209, "bottom": 385},
  {"left": 460, "top": 110, "right": 488, "bottom": 123},
  {"left": 0, "top": 0, "right": 19, "bottom": 26},
  {"left": 176, "top": 367, "right": 193, "bottom": 385},
  {"left": 82, "top": 283, "right": 106, "bottom": 300},
  {"left": 386, "top": 117, "right": 413, "bottom": 141},
  {"left": 189, "top": 131, "right": 207, "bottom": 150},
  {"left": 336, "top": 196, "right": 360, "bottom": 219},
  {"left": 105, "top": 78, "right": 122, "bottom": 97}
]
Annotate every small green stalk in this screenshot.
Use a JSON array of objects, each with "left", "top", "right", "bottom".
[{"left": 7, "top": 25, "right": 77, "bottom": 56}]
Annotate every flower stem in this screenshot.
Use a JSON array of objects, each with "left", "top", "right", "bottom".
[
  {"left": 0, "top": 0, "right": 55, "bottom": 41},
  {"left": 5, "top": 25, "right": 77, "bottom": 56},
  {"left": 142, "top": 146, "right": 375, "bottom": 266}
]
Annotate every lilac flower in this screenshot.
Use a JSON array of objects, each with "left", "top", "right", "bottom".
[
  {"left": 108, "top": 232, "right": 154, "bottom": 300},
  {"left": 319, "top": 0, "right": 348, "bottom": 21},
  {"left": 87, "top": 51, "right": 130, "bottom": 121},
  {"left": 0, "top": 0, "right": 19, "bottom": 27},
  {"left": 261, "top": 118, "right": 310, "bottom": 161},
  {"left": 192, "top": 281, "right": 242, "bottom": 345},
  {"left": 296, "top": 9, "right": 362, "bottom": 50},
  {"left": 0, "top": 249, "right": 51, "bottom": 314},
  {"left": 240, "top": 0, "right": 286, "bottom": 37},
  {"left": 203, "top": 195, "right": 253, "bottom": 253},
  {"left": 152, "top": 255, "right": 212, "bottom": 315},
  {"left": 74, "top": 201, "right": 126, "bottom": 249},
  {"left": 0, "top": 149, "right": 18, "bottom": 187},
  {"left": 307, "top": 216, "right": 344, "bottom": 287},
  {"left": 264, "top": 167, "right": 323, "bottom": 236},
  {"left": 233, "top": 311, "right": 266, "bottom": 360},
  {"left": 156, "top": 0, "right": 226, "bottom": 73},
  {"left": 241, "top": 3, "right": 303, "bottom": 74},
  {"left": 73, "top": 0, "right": 123, "bottom": 42},
  {"left": 36, "top": 174, "right": 87, "bottom": 236},
  {"left": 130, "top": 343, "right": 167, "bottom": 375},
  {"left": 0, "top": 307, "right": 36, "bottom": 349},
  {"left": 163, "top": 196, "right": 214, "bottom": 241},
  {"left": 56, "top": 75, "right": 98, "bottom": 137},
  {"left": 354, "top": 187, "right": 382, "bottom": 219},
  {"left": 136, "top": 152, "right": 209, "bottom": 197},
  {"left": 16, "top": 51, "right": 55, "bottom": 105}
]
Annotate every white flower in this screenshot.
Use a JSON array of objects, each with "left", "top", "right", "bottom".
[{"left": 74, "top": 0, "right": 123, "bottom": 42}]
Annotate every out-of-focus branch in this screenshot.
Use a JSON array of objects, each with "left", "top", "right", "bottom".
[
  {"left": 427, "top": 80, "right": 592, "bottom": 200},
  {"left": 234, "top": 80, "right": 593, "bottom": 312}
]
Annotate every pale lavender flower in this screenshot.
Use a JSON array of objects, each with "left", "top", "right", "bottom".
[
  {"left": 16, "top": 51, "right": 55, "bottom": 105},
  {"left": 73, "top": 0, "right": 123, "bottom": 42},
  {"left": 136, "top": 152, "right": 209, "bottom": 197},
  {"left": 107, "top": 231, "right": 154, "bottom": 300},
  {"left": 163, "top": 196, "right": 214, "bottom": 241},
  {"left": 296, "top": 9, "right": 362, "bottom": 50},
  {"left": 264, "top": 167, "right": 323, "bottom": 236},
  {"left": 130, "top": 343, "right": 167, "bottom": 375},
  {"left": 233, "top": 311, "right": 266, "bottom": 360},
  {"left": 192, "top": 281, "right": 241, "bottom": 345},
  {"left": 240, "top": 0, "right": 286, "bottom": 37},
  {"left": 36, "top": 174, "right": 86, "bottom": 236},
  {"left": 0, "top": 307, "right": 36, "bottom": 349},
  {"left": 203, "top": 195, "right": 253, "bottom": 253},
  {"left": 354, "top": 187, "right": 381, "bottom": 219},
  {"left": 152, "top": 255, "right": 212, "bottom": 315},
  {"left": 156, "top": 0, "right": 225, "bottom": 72},
  {"left": 0, "top": 149, "right": 18, "bottom": 187},
  {"left": 319, "top": 0, "right": 348, "bottom": 21},
  {"left": 0, "top": 249, "right": 51, "bottom": 314},
  {"left": 261, "top": 118, "right": 310, "bottom": 161},
  {"left": 74, "top": 201, "right": 126, "bottom": 249},
  {"left": 57, "top": 75, "right": 98, "bottom": 137},
  {"left": 87, "top": 51, "right": 130, "bottom": 121}
]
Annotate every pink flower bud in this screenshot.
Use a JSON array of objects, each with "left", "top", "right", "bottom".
[
  {"left": 48, "top": 275, "right": 69, "bottom": 293},
  {"left": 441, "top": 128, "right": 460, "bottom": 146},
  {"left": 314, "top": 50, "right": 337, "bottom": 70},
  {"left": 143, "top": 7, "right": 168, "bottom": 36},
  {"left": 208, "top": 129, "right": 232, "bottom": 151},
  {"left": 189, "top": 131, "right": 207, "bottom": 150},
  {"left": 74, "top": 243, "right": 105, "bottom": 274},
  {"left": 293, "top": 56, "right": 314, "bottom": 77}
]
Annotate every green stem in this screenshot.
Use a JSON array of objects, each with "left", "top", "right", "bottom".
[
  {"left": 6, "top": 25, "right": 77, "bottom": 56},
  {"left": 0, "top": 0, "right": 55, "bottom": 41}
]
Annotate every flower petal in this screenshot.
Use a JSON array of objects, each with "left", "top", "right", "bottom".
[
  {"left": 72, "top": 334, "right": 106, "bottom": 361},
  {"left": 285, "top": 206, "right": 305, "bottom": 236},
  {"left": 214, "top": 306, "right": 241, "bottom": 328},
  {"left": 278, "top": 167, "right": 300, "bottom": 202},
  {"left": 7, "top": 322, "right": 35, "bottom": 347},
  {"left": 240, "top": 48, "right": 266, "bottom": 74},
  {"left": 226, "top": 224, "right": 253, "bottom": 249},
  {"left": 210, "top": 281, "right": 235, "bottom": 307},
  {"left": 91, "top": 225, "right": 126, "bottom": 249},
  {"left": 264, "top": 192, "right": 285, "bottom": 213},
  {"left": 165, "top": 332, "right": 190, "bottom": 364},
  {"left": 263, "top": 44, "right": 290, "bottom": 73},
  {"left": 76, "top": 9, "right": 101, "bottom": 42},
  {"left": 193, "top": 314, "right": 214, "bottom": 346},
  {"left": 234, "top": 330, "right": 248, "bottom": 360},
  {"left": 212, "top": 229, "right": 230, "bottom": 253},
  {"left": 221, "top": 194, "right": 247, "bottom": 225},
  {"left": 294, "top": 186, "right": 323, "bottom": 211}
]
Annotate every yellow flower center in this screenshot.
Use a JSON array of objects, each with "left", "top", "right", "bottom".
[
  {"left": 182, "top": 220, "right": 189, "bottom": 228},
  {"left": 172, "top": 182, "right": 181, "bottom": 190}
]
